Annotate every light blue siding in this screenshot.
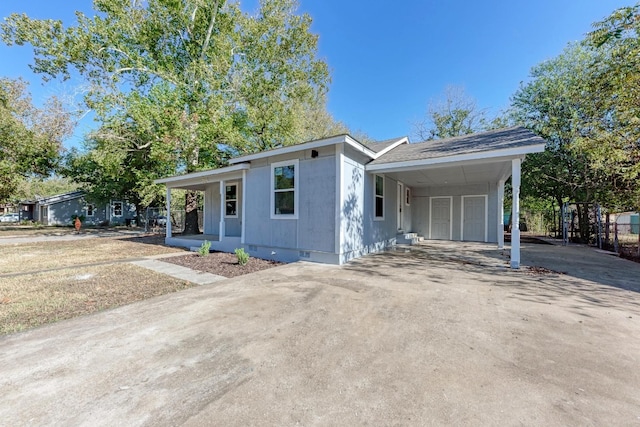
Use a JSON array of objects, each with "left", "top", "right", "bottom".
[
  {"left": 243, "top": 146, "right": 336, "bottom": 260},
  {"left": 410, "top": 183, "right": 499, "bottom": 243}
]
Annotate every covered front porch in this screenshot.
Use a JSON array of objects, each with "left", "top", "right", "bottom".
[{"left": 155, "top": 164, "right": 249, "bottom": 253}]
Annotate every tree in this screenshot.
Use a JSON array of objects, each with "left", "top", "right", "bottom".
[
  {"left": 412, "top": 85, "right": 488, "bottom": 141},
  {"left": 0, "top": 77, "right": 74, "bottom": 202},
  {"left": 16, "top": 176, "right": 76, "bottom": 200},
  {"left": 510, "top": 43, "right": 612, "bottom": 240},
  {"left": 2, "top": 0, "right": 329, "bottom": 233},
  {"left": 512, "top": 3, "right": 640, "bottom": 216},
  {"left": 578, "top": 4, "right": 640, "bottom": 210}
]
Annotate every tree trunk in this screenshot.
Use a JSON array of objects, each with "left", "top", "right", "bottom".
[{"left": 184, "top": 190, "right": 200, "bottom": 235}]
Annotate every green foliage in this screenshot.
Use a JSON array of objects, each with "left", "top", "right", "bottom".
[
  {"left": 197, "top": 240, "right": 211, "bottom": 257},
  {"left": 16, "top": 176, "right": 76, "bottom": 201},
  {"left": 511, "top": 2, "right": 640, "bottom": 212},
  {"left": 234, "top": 247, "right": 249, "bottom": 266},
  {"left": 0, "top": 78, "right": 74, "bottom": 203},
  {"left": 2, "top": 0, "right": 331, "bottom": 230},
  {"left": 511, "top": 41, "right": 628, "bottom": 210}
]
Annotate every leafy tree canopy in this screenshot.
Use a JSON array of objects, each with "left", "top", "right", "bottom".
[
  {"left": 0, "top": 77, "right": 74, "bottom": 202},
  {"left": 2, "top": 0, "right": 332, "bottom": 229},
  {"left": 512, "top": 2, "right": 640, "bottom": 212}
]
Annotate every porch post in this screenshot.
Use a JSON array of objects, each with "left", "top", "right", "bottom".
[
  {"left": 241, "top": 170, "right": 246, "bottom": 244},
  {"left": 219, "top": 180, "right": 225, "bottom": 239},
  {"left": 165, "top": 187, "right": 172, "bottom": 238},
  {"left": 497, "top": 179, "right": 505, "bottom": 249},
  {"left": 511, "top": 158, "right": 521, "bottom": 269}
]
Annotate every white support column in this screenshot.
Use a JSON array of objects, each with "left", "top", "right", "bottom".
[
  {"left": 497, "top": 179, "right": 505, "bottom": 249},
  {"left": 165, "top": 187, "right": 172, "bottom": 238},
  {"left": 241, "top": 170, "right": 247, "bottom": 244},
  {"left": 511, "top": 158, "right": 521, "bottom": 269},
  {"left": 219, "top": 180, "right": 225, "bottom": 239}
]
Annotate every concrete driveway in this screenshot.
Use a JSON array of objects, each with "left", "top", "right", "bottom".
[{"left": 1, "top": 241, "right": 640, "bottom": 426}]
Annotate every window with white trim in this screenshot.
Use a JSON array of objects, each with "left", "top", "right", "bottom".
[
  {"left": 86, "top": 204, "right": 95, "bottom": 217},
  {"left": 374, "top": 174, "right": 384, "bottom": 219},
  {"left": 225, "top": 183, "right": 238, "bottom": 217},
  {"left": 405, "top": 187, "right": 411, "bottom": 206},
  {"left": 112, "top": 201, "right": 123, "bottom": 217},
  {"left": 271, "top": 160, "right": 298, "bottom": 218}
]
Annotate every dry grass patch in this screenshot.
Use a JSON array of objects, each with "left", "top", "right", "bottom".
[
  {"left": 0, "top": 263, "right": 194, "bottom": 335},
  {"left": 0, "top": 225, "right": 72, "bottom": 237},
  {"left": 0, "top": 236, "right": 183, "bottom": 275}
]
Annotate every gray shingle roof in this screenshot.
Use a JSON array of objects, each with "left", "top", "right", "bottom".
[
  {"left": 364, "top": 137, "right": 406, "bottom": 153},
  {"left": 369, "top": 126, "right": 545, "bottom": 165}
]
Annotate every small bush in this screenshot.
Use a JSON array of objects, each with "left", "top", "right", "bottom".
[
  {"left": 198, "top": 240, "right": 211, "bottom": 256},
  {"left": 234, "top": 248, "right": 249, "bottom": 266}
]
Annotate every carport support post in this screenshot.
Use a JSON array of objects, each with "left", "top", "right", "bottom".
[
  {"left": 165, "top": 187, "right": 172, "bottom": 238},
  {"left": 511, "top": 158, "right": 521, "bottom": 269},
  {"left": 219, "top": 180, "right": 225, "bottom": 239},
  {"left": 497, "top": 179, "right": 505, "bottom": 249}
]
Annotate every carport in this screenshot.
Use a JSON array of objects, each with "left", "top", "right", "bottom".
[{"left": 366, "top": 128, "right": 545, "bottom": 268}]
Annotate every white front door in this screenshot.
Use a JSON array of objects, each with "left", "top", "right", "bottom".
[
  {"left": 462, "top": 196, "right": 487, "bottom": 242},
  {"left": 430, "top": 197, "right": 451, "bottom": 240},
  {"left": 397, "top": 182, "right": 403, "bottom": 231}
]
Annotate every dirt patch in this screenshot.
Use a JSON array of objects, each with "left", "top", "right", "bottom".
[
  {"left": 526, "top": 266, "right": 566, "bottom": 275},
  {"left": 163, "top": 252, "right": 284, "bottom": 278}
]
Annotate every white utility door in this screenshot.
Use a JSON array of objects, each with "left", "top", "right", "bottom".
[
  {"left": 430, "top": 197, "right": 451, "bottom": 240},
  {"left": 462, "top": 196, "right": 487, "bottom": 242},
  {"left": 397, "top": 182, "right": 403, "bottom": 231}
]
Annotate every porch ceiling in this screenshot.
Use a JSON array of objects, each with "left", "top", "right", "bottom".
[{"left": 384, "top": 159, "right": 513, "bottom": 187}]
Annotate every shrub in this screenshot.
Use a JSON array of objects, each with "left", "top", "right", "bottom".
[
  {"left": 197, "top": 240, "right": 211, "bottom": 256},
  {"left": 234, "top": 248, "right": 249, "bottom": 266}
]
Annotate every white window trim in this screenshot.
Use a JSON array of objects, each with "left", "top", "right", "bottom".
[
  {"left": 224, "top": 182, "right": 239, "bottom": 218},
  {"left": 460, "top": 194, "right": 489, "bottom": 242},
  {"left": 86, "top": 203, "right": 95, "bottom": 217},
  {"left": 405, "top": 187, "right": 411, "bottom": 206},
  {"left": 374, "top": 174, "right": 385, "bottom": 221},
  {"left": 270, "top": 159, "right": 299, "bottom": 220},
  {"left": 112, "top": 201, "right": 123, "bottom": 218}
]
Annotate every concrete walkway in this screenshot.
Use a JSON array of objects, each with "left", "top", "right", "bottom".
[
  {"left": 130, "top": 259, "right": 226, "bottom": 285},
  {"left": 0, "top": 229, "right": 227, "bottom": 285},
  {"left": 1, "top": 240, "right": 639, "bottom": 426}
]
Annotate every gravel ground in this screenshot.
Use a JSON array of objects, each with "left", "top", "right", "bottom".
[{"left": 163, "top": 252, "right": 284, "bottom": 277}]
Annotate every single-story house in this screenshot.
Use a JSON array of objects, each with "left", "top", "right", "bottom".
[
  {"left": 20, "top": 190, "right": 136, "bottom": 226},
  {"left": 155, "top": 126, "right": 546, "bottom": 268}
]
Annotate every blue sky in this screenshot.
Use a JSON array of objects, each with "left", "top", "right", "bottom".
[{"left": 0, "top": 0, "right": 633, "bottom": 147}]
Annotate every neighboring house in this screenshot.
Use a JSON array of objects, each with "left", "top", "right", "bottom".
[
  {"left": 155, "top": 126, "right": 546, "bottom": 268},
  {"left": 20, "top": 190, "right": 136, "bottom": 226}
]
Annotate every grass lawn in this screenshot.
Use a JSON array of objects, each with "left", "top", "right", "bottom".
[
  {"left": 0, "top": 263, "right": 193, "bottom": 335},
  {"left": 0, "top": 232, "right": 194, "bottom": 335},
  {"left": 0, "top": 235, "right": 182, "bottom": 275},
  {"left": 0, "top": 224, "right": 79, "bottom": 237}
]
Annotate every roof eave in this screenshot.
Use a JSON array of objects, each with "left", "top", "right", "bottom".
[
  {"left": 154, "top": 163, "right": 250, "bottom": 186},
  {"left": 229, "top": 135, "right": 377, "bottom": 164},
  {"left": 366, "top": 143, "right": 546, "bottom": 173}
]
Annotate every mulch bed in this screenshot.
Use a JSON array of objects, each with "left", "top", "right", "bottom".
[{"left": 163, "top": 251, "right": 284, "bottom": 278}]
